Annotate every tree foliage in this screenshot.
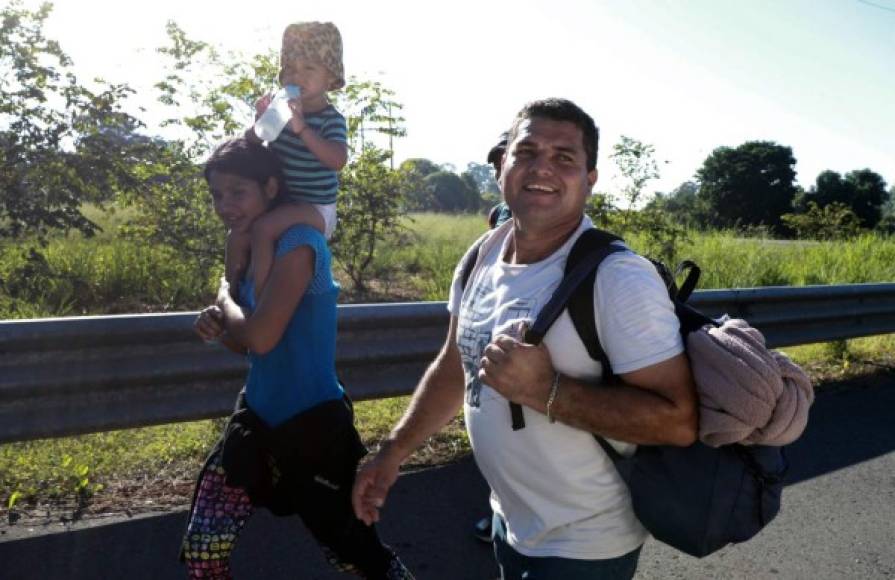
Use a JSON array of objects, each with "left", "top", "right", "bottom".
[
  {"left": 337, "top": 79, "right": 406, "bottom": 160},
  {"left": 610, "top": 135, "right": 659, "bottom": 211},
  {"left": 398, "top": 158, "right": 440, "bottom": 210},
  {"left": 0, "top": 1, "right": 165, "bottom": 239},
  {"left": 781, "top": 201, "right": 861, "bottom": 240},
  {"left": 397, "top": 159, "right": 485, "bottom": 213},
  {"left": 332, "top": 148, "right": 406, "bottom": 291},
  {"left": 878, "top": 188, "right": 895, "bottom": 234},
  {"left": 646, "top": 181, "right": 707, "bottom": 229},
  {"left": 118, "top": 20, "right": 278, "bottom": 270},
  {"left": 695, "top": 141, "right": 798, "bottom": 234},
  {"left": 463, "top": 162, "right": 498, "bottom": 195},
  {"left": 799, "top": 169, "right": 889, "bottom": 229},
  {"left": 579, "top": 137, "right": 690, "bottom": 264},
  {"left": 423, "top": 171, "right": 480, "bottom": 212},
  {"left": 2, "top": 8, "right": 412, "bottom": 291}
]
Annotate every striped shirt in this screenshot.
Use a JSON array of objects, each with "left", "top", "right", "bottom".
[{"left": 269, "top": 105, "right": 347, "bottom": 205}]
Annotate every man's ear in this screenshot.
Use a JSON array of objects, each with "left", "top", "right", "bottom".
[{"left": 587, "top": 168, "right": 598, "bottom": 190}]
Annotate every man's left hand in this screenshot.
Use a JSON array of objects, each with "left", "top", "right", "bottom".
[{"left": 478, "top": 334, "right": 555, "bottom": 410}]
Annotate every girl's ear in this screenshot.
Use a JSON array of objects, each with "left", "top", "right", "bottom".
[{"left": 264, "top": 177, "right": 279, "bottom": 201}]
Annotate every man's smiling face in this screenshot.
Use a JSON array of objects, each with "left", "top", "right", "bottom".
[{"left": 500, "top": 117, "right": 597, "bottom": 232}]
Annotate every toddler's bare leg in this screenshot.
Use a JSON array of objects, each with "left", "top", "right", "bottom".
[{"left": 251, "top": 202, "right": 325, "bottom": 297}]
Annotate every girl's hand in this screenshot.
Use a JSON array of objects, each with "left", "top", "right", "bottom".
[
  {"left": 194, "top": 305, "right": 225, "bottom": 343},
  {"left": 216, "top": 276, "right": 232, "bottom": 307}
]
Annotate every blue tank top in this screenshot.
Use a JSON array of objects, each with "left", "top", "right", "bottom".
[{"left": 238, "top": 225, "right": 343, "bottom": 427}]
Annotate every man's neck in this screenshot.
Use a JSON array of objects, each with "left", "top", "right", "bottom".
[{"left": 506, "top": 217, "right": 583, "bottom": 264}]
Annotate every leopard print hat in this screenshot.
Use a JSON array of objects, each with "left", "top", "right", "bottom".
[{"left": 279, "top": 21, "right": 345, "bottom": 91}]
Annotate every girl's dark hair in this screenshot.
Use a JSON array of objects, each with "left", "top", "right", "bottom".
[{"left": 203, "top": 138, "right": 286, "bottom": 199}]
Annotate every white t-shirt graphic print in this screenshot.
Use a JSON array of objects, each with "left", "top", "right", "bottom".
[{"left": 448, "top": 217, "right": 683, "bottom": 559}]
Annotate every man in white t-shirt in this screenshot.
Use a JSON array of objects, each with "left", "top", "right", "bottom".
[{"left": 353, "top": 98, "right": 698, "bottom": 579}]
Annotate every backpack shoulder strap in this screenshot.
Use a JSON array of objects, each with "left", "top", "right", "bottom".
[
  {"left": 459, "top": 233, "right": 491, "bottom": 291},
  {"left": 564, "top": 229, "right": 623, "bottom": 373},
  {"left": 674, "top": 260, "right": 701, "bottom": 303},
  {"left": 510, "top": 229, "right": 625, "bottom": 431},
  {"left": 524, "top": 228, "right": 624, "bottom": 345},
  {"left": 462, "top": 206, "right": 513, "bottom": 290}
]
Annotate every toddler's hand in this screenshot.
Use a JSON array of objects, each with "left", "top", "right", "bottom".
[
  {"left": 289, "top": 98, "right": 306, "bottom": 135},
  {"left": 254, "top": 93, "right": 273, "bottom": 119}
]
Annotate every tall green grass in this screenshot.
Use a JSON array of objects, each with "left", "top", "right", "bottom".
[
  {"left": 388, "top": 216, "right": 895, "bottom": 301},
  {"left": 4, "top": 212, "right": 892, "bottom": 319},
  {"left": 666, "top": 232, "right": 895, "bottom": 289},
  {"left": 377, "top": 213, "right": 486, "bottom": 301},
  {"left": 0, "top": 237, "right": 219, "bottom": 319}
]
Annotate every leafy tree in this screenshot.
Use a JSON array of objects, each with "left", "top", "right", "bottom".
[
  {"left": 696, "top": 141, "right": 797, "bottom": 234},
  {"left": 843, "top": 169, "right": 888, "bottom": 228},
  {"left": 117, "top": 20, "right": 276, "bottom": 270},
  {"left": 599, "top": 136, "right": 690, "bottom": 262},
  {"left": 584, "top": 192, "right": 618, "bottom": 229},
  {"left": 153, "top": 21, "right": 277, "bottom": 158},
  {"left": 332, "top": 147, "right": 405, "bottom": 291},
  {"left": 796, "top": 169, "right": 889, "bottom": 230},
  {"left": 463, "top": 162, "right": 499, "bottom": 196},
  {"left": 326, "top": 79, "right": 410, "bottom": 290},
  {"left": 0, "top": 1, "right": 163, "bottom": 239},
  {"left": 399, "top": 158, "right": 441, "bottom": 177},
  {"left": 810, "top": 170, "right": 850, "bottom": 208},
  {"left": 875, "top": 187, "right": 895, "bottom": 234},
  {"left": 781, "top": 201, "right": 861, "bottom": 240},
  {"left": 460, "top": 172, "right": 481, "bottom": 205},
  {"left": 338, "top": 79, "right": 406, "bottom": 162},
  {"left": 398, "top": 158, "right": 441, "bottom": 210},
  {"left": 645, "top": 181, "right": 707, "bottom": 229},
  {"left": 610, "top": 136, "right": 659, "bottom": 212},
  {"left": 424, "top": 171, "right": 479, "bottom": 212}
]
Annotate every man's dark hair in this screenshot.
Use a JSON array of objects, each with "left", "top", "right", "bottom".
[
  {"left": 203, "top": 138, "right": 286, "bottom": 200},
  {"left": 507, "top": 98, "right": 599, "bottom": 171}
]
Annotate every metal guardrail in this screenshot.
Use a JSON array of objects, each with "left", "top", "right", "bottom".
[{"left": 2, "top": 283, "right": 895, "bottom": 444}]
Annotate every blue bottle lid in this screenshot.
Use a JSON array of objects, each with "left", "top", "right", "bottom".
[{"left": 284, "top": 84, "right": 301, "bottom": 99}]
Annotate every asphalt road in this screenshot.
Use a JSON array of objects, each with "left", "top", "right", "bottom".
[{"left": 2, "top": 377, "right": 894, "bottom": 579}]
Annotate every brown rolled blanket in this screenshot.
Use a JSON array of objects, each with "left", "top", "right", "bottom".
[{"left": 687, "top": 318, "right": 814, "bottom": 447}]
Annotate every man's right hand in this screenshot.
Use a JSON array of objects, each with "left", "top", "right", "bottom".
[{"left": 352, "top": 445, "right": 402, "bottom": 526}]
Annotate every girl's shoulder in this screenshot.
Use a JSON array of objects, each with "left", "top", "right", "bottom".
[{"left": 275, "top": 225, "right": 328, "bottom": 258}]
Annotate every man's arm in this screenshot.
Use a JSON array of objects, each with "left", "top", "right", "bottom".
[
  {"left": 551, "top": 353, "right": 697, "bottom": 445},
  {"left": 479, "top": 338, "right": 697, "bottom": 446},
  {"left": 352, "top": 315, "right": 466, "bottom": 525}
]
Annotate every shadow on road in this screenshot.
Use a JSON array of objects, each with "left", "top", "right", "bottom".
[
  {"left": 2, "top": 375, "right": 893, "bottom": 579},
  {"left": 785, "top": 372, "right": 895, "bottom": 484}
]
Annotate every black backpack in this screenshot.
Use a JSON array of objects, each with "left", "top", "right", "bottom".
[{"left": 458, "top": 220, "right": 788, "bottom": 558}]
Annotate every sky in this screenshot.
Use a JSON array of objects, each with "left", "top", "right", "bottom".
[{"left": 21, "top": 0, "right": 895, "bottom": 198}]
